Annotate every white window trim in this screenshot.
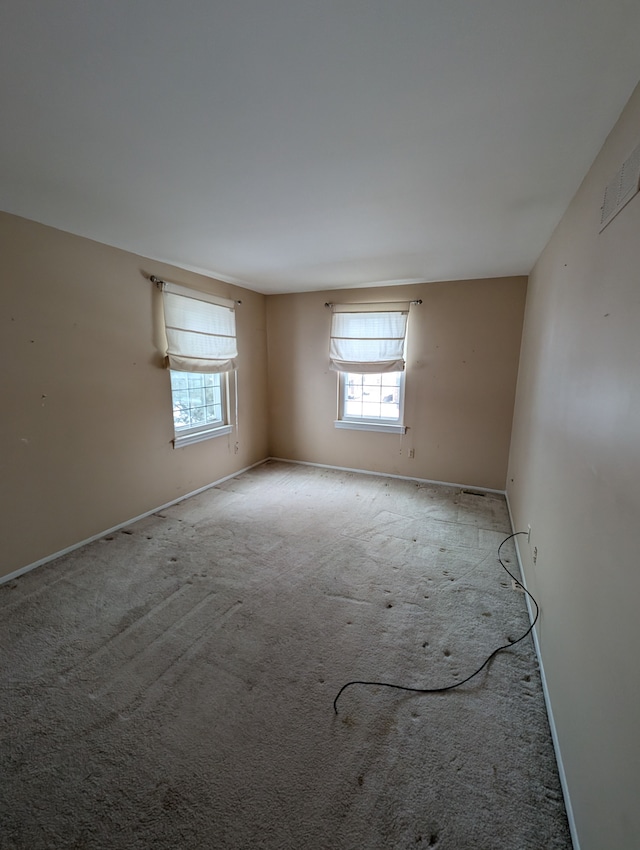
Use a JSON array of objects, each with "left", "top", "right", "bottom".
[
  {"left": 335, "top": 370, "right": 407, "bottom": 434},
  {"left": 173, "top": 423, "right": 233, "bottom": 448},
  {"left": 334, "top": 419, "right": 407, "bottom": 435},
  {"left": 170, "top": 371, "right": 233, "bottom": 448}
]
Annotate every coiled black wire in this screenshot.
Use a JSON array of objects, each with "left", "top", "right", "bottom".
[{"left": 333, "top": 531, "right": 538, "bottom": 715}]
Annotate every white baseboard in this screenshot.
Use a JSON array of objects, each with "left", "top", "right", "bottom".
[
  {"left": 4, "top": 456, "right": 501, "bottom": 585},
  {"left": 268, "top": 456, "right": 506, "bottom": 496},
  {"left": 505, "top": 493, "right": 580, "bottom": 850},
  {"left": 1, "top": 458, "right": 269, "bottom": 586}
]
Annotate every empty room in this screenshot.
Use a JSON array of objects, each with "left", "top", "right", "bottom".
[{"left": 1, "top": 3, "right": 639, "bottom": 849}]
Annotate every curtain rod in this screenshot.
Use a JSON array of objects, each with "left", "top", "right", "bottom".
[
  {"left": 150, "top": 275, "right": 242, "bottom": 304},
  {"left": 324, "top": 299, "right": 422, "bottom": 308}
]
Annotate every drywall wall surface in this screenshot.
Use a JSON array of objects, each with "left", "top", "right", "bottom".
[
  {"left": 266, "top": 277, "right": 526, "bottom": 490},
  {"left": 0, "top": 213, "right": 269, "bottom": 577},
  {"left": 507, "top": 82, "right": 640, "bottom": 850}
]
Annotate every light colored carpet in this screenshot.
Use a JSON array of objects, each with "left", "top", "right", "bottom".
[{"left": 0, "top": 461, "right": 572, "bottom": 849}]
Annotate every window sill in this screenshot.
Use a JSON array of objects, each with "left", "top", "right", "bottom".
[
  {"left": 334, "top": 420, "right": 407, "bottom": 435},
  {"left": 173, "top": 424, "right": 233, "bottom": 448}
]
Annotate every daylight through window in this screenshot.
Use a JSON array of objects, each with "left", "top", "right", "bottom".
[
  {"left": 170, "top": 371, "right": 226, "bottom": 434},
  {"left": 342, "top": 372, "right": 402, "bottom": 421}
]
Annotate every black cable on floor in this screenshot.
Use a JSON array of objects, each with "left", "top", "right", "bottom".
[{"left": 333, "top": 531, "right": 538, "bottom": 715}]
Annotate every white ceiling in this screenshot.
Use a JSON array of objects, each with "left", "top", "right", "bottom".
[{"left": 1, "top": 2, "right": 640, "bottom": 294}]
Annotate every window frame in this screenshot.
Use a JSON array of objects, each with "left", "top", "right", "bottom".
[
  {"left": 169, "top": 370, "right": 232, "bottom": 448},
  {"left": 335, "top": 370, "right": 407, "bottom": 434}
]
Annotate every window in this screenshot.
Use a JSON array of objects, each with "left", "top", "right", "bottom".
[
  {"left": 329, "top": 306, "right": 409, "bottom": 433},
  {"left": 170, "top": 371, "right": 231, "bottom": 446},
  {"left": 342, "top": 371, "right": 403, "bottom": 420},
  {"left": 159, "top": 279, "right": 237, "bottom": 447},
  {"left": 337, "top": 371, "right": 405, "bottom": 432}
]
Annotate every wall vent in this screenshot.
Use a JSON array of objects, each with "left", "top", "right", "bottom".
[{"left": 600, "top": 140, "right": 640, "bottom": 232}]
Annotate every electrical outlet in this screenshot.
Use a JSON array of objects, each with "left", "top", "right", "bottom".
[
  {"left": 533, "top": 546, "right": 538, "bottom": 564},
  {"left": 527, "top": 524, "right": 531, "bottom": 544},
  {"left": 408, "top": 448, "right": 415, "bottom": 458}
]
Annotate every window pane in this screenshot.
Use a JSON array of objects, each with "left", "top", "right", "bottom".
[
  {"left": 172, "top": 390, "right": 189, "bottom": 409},
  {"left": 171, "top": 373, "right": 188, "bottom": 391},
  {"left": 362, "top": 401, "right": 381, "bottom": 418},
  {"left": 204, "top": 405, "right": 221, "bottom": 425},
  {"left": 170, "top": 371, "right": 226, "bottom": 434},
  {"left": 342, "top": 372, "right": 402, "bottom": 422}
]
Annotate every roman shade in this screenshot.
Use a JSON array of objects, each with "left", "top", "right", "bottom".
[
  {"left": 329, "top": 309, "right": 408, "bottom": 373},
  {"left": 161, "top": 282, "right": 238, "bottom": 373}
]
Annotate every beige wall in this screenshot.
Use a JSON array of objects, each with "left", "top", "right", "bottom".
[
  {"left": 507, "top": 83, "right": 640, "bottom": 850},
  {"left": 0, "top": 213, "right": 269, "bottom": 578},
  {"left": 1, "top": 217, "right": 525, "bottom": 579},
  {"left": 267, "top": 277, "right": 526, "bottom": 491}
]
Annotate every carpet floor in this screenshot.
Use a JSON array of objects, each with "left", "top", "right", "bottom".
[{"left": 0, "top": 461, "right": 572, "bottom": 849}]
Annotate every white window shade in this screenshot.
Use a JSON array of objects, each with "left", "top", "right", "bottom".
[
  {"left": 161, "top": 282, "right": 238, "bottom": 373},
  {"left": 329, "top": 310, "right": 408, "bottom": 373}
]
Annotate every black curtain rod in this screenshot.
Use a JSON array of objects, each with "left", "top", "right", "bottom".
[
  {"left": 324, "top": 299, "right": 422, "bottom": 308},
  {"left": 150, "top": 275, "right": 241, "bottom": 304}
]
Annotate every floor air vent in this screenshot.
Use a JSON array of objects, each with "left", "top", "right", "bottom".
[{"left": 600, "top": 140, "right": 640, "bottom": 232}]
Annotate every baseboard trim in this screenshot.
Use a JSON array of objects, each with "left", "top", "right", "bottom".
[
  {"left": 268, "top": 457, "right": 506, "bottom": 496},
  {"left": 1, "top": 458, "right": 269, "bottom": 586},
  {"left": 505, "top": 493, "right": 580, "bottom": 850},
  {"left": 4, "top": 456, "right": 502, "bottom": 586}
]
